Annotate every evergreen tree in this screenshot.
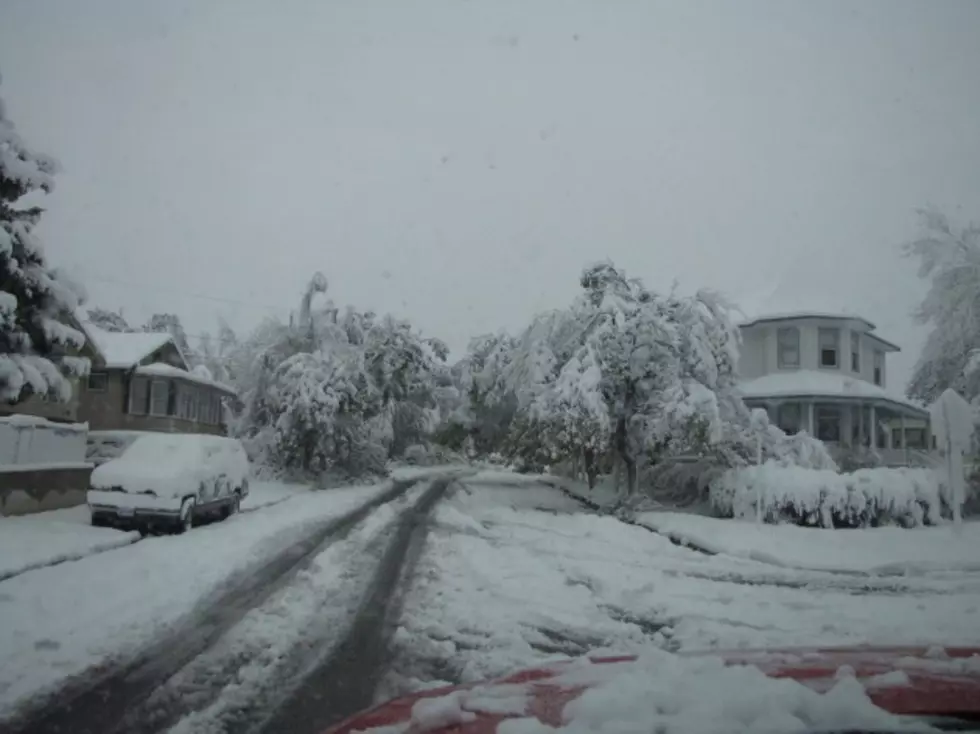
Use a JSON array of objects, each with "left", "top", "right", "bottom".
[{"left": 0, "top": 77, "right": 88, "bottom": 402}]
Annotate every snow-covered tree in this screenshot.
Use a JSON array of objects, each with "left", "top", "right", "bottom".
[
  {"left": 448, "top": 261, "right": 833, "bottom": 498},
  {"left": 905, "top": 208, "right": 980, "bottom": 404},
  {"left": 0, "top": 78, "right": 89, "bottom": 402},
  {"left": 229, "top": 271, "right": 448, "bottom": 476},
  {"left": 86, "top": 307, "right": 132, "bottom": 333},
  {"left": 196, "top": 318, "right": 237, "bottom": 385},
  {"left": 143, "top": 313, "right": 197, "bottom": 364}
]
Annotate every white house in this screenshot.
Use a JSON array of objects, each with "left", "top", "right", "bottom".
[{"left": 736, "top": 312, "right": 932, "bottom": 463}]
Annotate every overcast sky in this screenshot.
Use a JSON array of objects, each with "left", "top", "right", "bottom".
[{"left": 2, "top": 0, "right": 979, "bottom": 389}]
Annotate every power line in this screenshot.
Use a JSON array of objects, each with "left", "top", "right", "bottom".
[{"left": 76, "top": 268, "right": 292, "bottom": 314}]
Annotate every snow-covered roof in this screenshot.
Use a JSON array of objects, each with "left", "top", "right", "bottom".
[
  {"left": 93, "top": 330, "right": 174, "bottom": 369},
  {"left": 738, "top": 370, "right": 927, "bottom": 415},
  {"left": 135, "top": 362, "right": 235, "bottom": 395},
  {"left": 74, "top": 311, "right": 177, "bottom": 369}
]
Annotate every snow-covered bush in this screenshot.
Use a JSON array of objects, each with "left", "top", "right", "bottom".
[{"left": 710, "top": 462, "right": 950, "bottom": 528}]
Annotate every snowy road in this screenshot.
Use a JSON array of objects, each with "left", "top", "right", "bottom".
[
  {"left": 5, "top": 469, "right": 979, "bottom": 734},
  {"left": 3, "top": 474, "right": 461, "bottom": 734}
]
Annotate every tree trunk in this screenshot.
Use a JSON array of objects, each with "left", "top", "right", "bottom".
[{"left": 584, "top": 447, "right": 597, "bottom": 489}]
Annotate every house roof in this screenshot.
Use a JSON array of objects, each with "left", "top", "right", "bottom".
[
  {"left": 135, "top": 363, "right": 236, "bottom": 395},
  {"left": 738, "top": 370, "right": 928, "bottom": 416},
  {"left": 75, "top": 312, "right": 178, "bottom": 369},
  {"left": 738, "top": 311, "right": 876, "bottom": 330}
]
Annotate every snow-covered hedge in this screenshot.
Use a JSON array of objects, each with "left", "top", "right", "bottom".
[{"left": 710, "top": 462, "right": 952, "bottom": 528}]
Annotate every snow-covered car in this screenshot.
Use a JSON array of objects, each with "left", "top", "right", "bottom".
[
  {"left": 325, "top": 646, "right": 980, "bottom": 734},
  {"left": 87, "top": 433, "right": 250, "bottom": 534}
]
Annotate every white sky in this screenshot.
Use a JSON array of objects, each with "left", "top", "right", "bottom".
[{"left": 2, "top": 0, "right": 979, "bottom": 389}]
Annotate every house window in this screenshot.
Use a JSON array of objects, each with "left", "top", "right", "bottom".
[
  {"left": 850, "top": 333, "right": 860, "bottom": 373},
  {"left": 150, "top": 380, "right": 171, "bottom": 417},
  {"left": 776, "top": 403, "right": 801, "bottom": 434},
  {"left": 873, "top": 351, "right": 884, "bottom": 386},
  {"left": 818, "top": 328, "right": 840, "bottom": 368},
  {"left": 816, "top": 406, "right": 841, "bottom": 442},
  {"left": 904, "top": 428, "right": 926, "bottom": 449},
  {"left": 129, "top": 378, "right": 149, "bottom": 415},
  {"left": 777, "top": 327, "right": 800, "bottom": 369},
  {"left": 87, "top": 371, "right": 108, "bottom": 392}
]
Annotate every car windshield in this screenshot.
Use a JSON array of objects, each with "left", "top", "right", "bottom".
[{"left": 2, "top": 2, "right": 978, "bottom": 734}]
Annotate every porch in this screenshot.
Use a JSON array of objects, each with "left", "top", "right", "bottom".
[{"left": 748, "top": 397, "right": 934, "bottom": 467}]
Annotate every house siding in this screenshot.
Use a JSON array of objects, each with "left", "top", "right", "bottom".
[
  {"left": 77, "top": 371, "right": 228, "bottom": 436},
  {"left": 737, "top": 327, "right": 767, "bottom": 378},
  {"left": 741, "top": 317, "right": 889, "bottom": 389}
]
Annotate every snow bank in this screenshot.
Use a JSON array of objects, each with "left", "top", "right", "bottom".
[
  {"left": 634, "top": 511, "right": 980, "bottom": 574},
  {"left": 710, "top": 463, "right": 949, "bottom": 528},
  {"left": 0, "top": 508, "right": 139, "bottom": 581}
]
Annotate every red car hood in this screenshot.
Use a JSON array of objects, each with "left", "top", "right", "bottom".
[{"left": 327, "top": 646, "right": 980, "bottom": 734}]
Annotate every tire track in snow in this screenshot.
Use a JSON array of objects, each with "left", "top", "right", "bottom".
[
  {"left": 253, "top": 477, "right": 453, "bottom": 734},
  {"left": 4, "top": 477, "right": 422, "bottom": 734}
]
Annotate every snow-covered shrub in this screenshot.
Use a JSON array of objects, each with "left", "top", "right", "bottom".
[{"left": 710, "top": 462, "right": 948, "bottom": 528}]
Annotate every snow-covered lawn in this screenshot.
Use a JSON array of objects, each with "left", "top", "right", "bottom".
[
  {"left": 0, "top": 481, "right": 393, "bottom": 719},
  {"left": 387, "top": 478, "right": 980, "bottom": 697},
  {"left": 634, "top": 512, "right": 980, "bottom": 575},
  {"left": 0, "top": 507, "right": 139, "bottom": 581}
]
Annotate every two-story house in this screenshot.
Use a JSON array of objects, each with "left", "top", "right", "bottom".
[{"left": 736, "top": 312, "right": 931, "bottom": 463}]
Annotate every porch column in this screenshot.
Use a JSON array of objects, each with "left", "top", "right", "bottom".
[
  {"left": 869, "top": 404, "right": 877, "bottom": 449},
  {"left": 858, "top": 404, "right": 866, "bottom": 447},
  {"left": 886, "top": 414, "right": 894, "bottom": 450},
  {"left": 900, "top": 413, "right": 908, "bottom": 463},
  {"left": 806, "top": 402, "right": 815, "bottom": 436},
  {"left": 841, "top": 404, "right": 853, "bottom": 447}
]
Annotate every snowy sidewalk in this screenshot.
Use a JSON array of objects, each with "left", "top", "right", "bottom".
[
  {"left": 0, "top": 480, "right": 313, "bottom": 582},
  {"left": 634, "top": 512, "right": 980, "bottom": 575},
  {"left": 0, "top": 507, "right": 139, "bottom": 582}
]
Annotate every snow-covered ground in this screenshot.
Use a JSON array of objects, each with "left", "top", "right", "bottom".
[
  {"left": 0, "top": 480, "right": 312, "bottom": 582},
  {"left": 242, "top": 478, "right": 313, "bottom": 511},
  {"left": 634, "top": 511, "right": 980, "bottom": 575},
  {"left": 0, "top": 507, "right": 139, "bottom": 581},
  {"left": 386, "top": 475, "right": 980, "bottom": 698},
  {"left": 0, "top": 480, "right": 391, "bottom": 719}
]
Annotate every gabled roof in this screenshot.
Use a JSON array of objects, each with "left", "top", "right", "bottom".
[{"left": 75, "top": 310, "right": 181, "bottom": 370}]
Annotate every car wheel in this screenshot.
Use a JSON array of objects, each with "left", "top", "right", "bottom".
[{"left": 176, "top": 498, "right": 196, "bottom": 534}]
